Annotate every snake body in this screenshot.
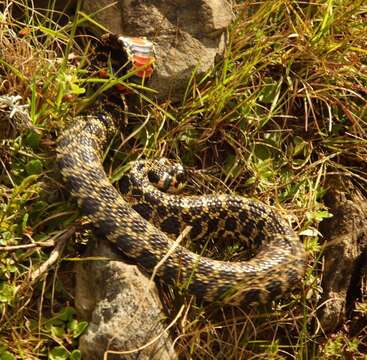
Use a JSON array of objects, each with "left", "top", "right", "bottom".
[{"left": 57, "top": 113, "right": 306, "bottom": 305}]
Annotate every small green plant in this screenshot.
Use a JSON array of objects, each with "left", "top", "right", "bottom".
[
  {"left": 44, "top": 307, "right": 87, "bottom": 360},
  {"left": 321, "top": 335, "right": 362, "bottom": 359}
]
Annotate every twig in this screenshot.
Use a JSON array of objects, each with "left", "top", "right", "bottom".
[
  {"left": 29, "top": 226, "right": 76, "bottom": 285},
  {"left": 0, "top": 240, "right": 55, "bottom": 251},
  {"left": 0, "top": 157, "right": 15, "bottom": 187},
  {"left": 149, "top": 225, "right": 192, "bottom": 287}
]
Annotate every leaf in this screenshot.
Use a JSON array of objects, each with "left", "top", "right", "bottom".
[
  {"left": 314, "top": 210, "right": 333, "bottom": 222},
  {"left": 14, "top": 175, "right": 39, "bottom": 194},
  {"left": 70, "top": 350, "right": 81, "bottom": 360},
  {"left": 292, "top": 136, "right": 307, "bottom": 157},
  {"left": 25, "top": 159, "right": 43, "bottom": 176},
  {"left": 254, "top": 159, "right": 273, "bottom": 180},
  {"left": 24, "top": 131, "right": 42, "bottom": 149},
  {"left": 48, "top": 346, "right": 69, "bottom": 360},
  {"left": 306, "top": 210, "right": 333, "bottom": 223},
  {"left": 50, "top": 325, "right": 66, "bottom": 338},
  {"left": 0, "top": 351, "right": 16, "bottom": 360},
  {"left": 0, "top": 283, "right": 15, "bottom": 304},
  {"left": 21, "top": 213, "right": 29, "bottom": 230},
  {"left": 57, "top": 307, "right": 76, "bottom": 322},
  {"left": 258, "top": 78, "right": 279, "bottom": 104},
  {"left": 299, "top": 228, "right": 321, "bottom": 237},
  {"left": 68, "top": 319, "right": 88, "bottom": 338},
  {"left": 45, "top": 319, "right": 64, "bottom": 329},
  {"left": 253, "top": 143, "right": 271, "bottom": 161},
  {"left": 70, "top": 84, "right": 85, "bottom": 95}
]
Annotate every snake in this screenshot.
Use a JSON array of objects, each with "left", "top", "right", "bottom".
[{"left": 56, "top": 112, "right": 307, "bottom": 305}]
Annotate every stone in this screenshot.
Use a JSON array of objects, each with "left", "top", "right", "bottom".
[
  {"left": 82, "top": 0, "right": 234, "bottom": 101},
  {"left": 318, "top": 178, "right": 367, "bottom": 333},
  {"left": 0, "top": 95, "right": 33, "bottom": 139},
  {"left": 75, "top": 239, "right": 177, "bottom": 360}
]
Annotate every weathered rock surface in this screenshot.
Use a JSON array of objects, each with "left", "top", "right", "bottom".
[
  {"left": 318, "top": 178, "right": 367, "bottom": 333},
  {"left": 82, "top": 0, "right": 234, "bottom": 101},
  {"left": 75, "top": 239, "right": 176, "bottom": 360}
]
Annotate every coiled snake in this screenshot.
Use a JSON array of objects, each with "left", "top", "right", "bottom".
[{"left": 56, "top": 112, "right": 306, "bottom": 305}]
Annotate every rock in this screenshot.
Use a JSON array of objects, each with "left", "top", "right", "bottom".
[
  {"left": 318, "top": 178, "right": 367, "bottom": 333},
  {"left": 0, "top": 95, "right": 33, "bottom": 139},
  {"left": 75, "top": 238, "right": 177, "bottom": 360},
  {"left": 82, "top": 0, "right": 234, "bottom": 101}
]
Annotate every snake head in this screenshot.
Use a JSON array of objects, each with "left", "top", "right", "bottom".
[{"left": 147, "top": 158, "right": 186, "bottom": 193}]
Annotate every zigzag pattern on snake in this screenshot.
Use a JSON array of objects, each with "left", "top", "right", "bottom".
[{"left": 56, "top": 113, "right": 306, "bottom": 305}]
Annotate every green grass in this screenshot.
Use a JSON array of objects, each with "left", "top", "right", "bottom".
[{"left": 0, "top": 0, "right": 366, "bottom": 359}]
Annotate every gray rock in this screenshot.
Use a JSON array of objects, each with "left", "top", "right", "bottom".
[
  {"left": 75, "top": 239, "right": 177, "bottom": 360},
  {"left": 318, "top": 178, "right": 367, "bottom": 333},
  {"left": 82, "top": 0, "right": 234, "bottom": 101}
]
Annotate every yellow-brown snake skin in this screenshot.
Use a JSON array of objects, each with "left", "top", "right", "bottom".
[{"left": 57, "top": 113, "right": 306, "bottom": 305}]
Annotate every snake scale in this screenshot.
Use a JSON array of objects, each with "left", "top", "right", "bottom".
[{"left": 57, "top": 113, "right": 306, "bottom": 305}]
